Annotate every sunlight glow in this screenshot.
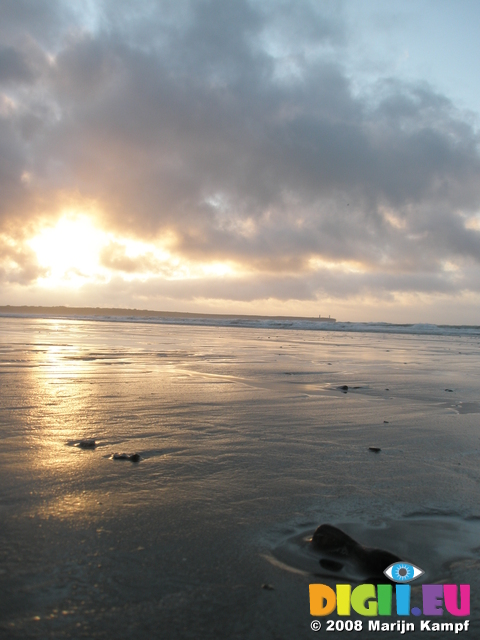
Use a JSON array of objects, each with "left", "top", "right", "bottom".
[
  {"left": 28, "top": 214, "right": 109, "bottom": 287},
  {"left": 308, "top": 257, "right": 365, "bottom": 273},
  {"left": 200, "top": 262, "right": 235, "bottom": 277},
  {"left": 465, "top": 216, "right": 480, "bottom": 231},
  {"left": 381, "top": 207, "right": 407, "bottom": 230},
  {"left": 26, "top": 212, "right": 239, "bottom": 287},
  {"left": 442, "top": 260, "right": 460, "bottom": 273}
]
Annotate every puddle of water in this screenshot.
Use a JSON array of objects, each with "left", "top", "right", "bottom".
[
  {"left": 455, "top": 402, "right": 480, "bottom": 414},
  {"left": 270, "top": 517, "right": 480, "bottom": 583}
]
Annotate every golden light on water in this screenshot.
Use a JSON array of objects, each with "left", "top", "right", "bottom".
[{"left": 22, "top": 329, "right": 101, "bottom": 506}]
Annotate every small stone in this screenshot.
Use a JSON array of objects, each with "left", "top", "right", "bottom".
[
  {"left": 112, "top": 452, "right": 141, "bottom": 462},
  {"left": 261, "top": 583, "right": 275, "bottom": 590},
  {"left": 338, "top": 385, "right": 348, "bottom": 391},
  {"left": 369, "top": 447, "right": 381, "bottom": 453},
  {"left": 383, "top": 421, "right": 389, "bottom": 424},
  {"left": 79, "top": 439, "right": 96, "bottom": 449},
  {"left": 445, "top": 389, "right": 453, "bottom": 392}
]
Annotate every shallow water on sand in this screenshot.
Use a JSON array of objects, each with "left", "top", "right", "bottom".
[{"left": 1, "top": 317, "right": 480, "bottom": 638}]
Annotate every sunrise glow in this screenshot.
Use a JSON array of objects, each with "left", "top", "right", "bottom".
[
  {"left": 28, "top": 214, "right": 108, "bottom": 287},
  {"left": 26, "top": 213, "right": 238, "bottom": 288},
  {"left": 308, "top": 257, "right": 365, "bottom": 273}
]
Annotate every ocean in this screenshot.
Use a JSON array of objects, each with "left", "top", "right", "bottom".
[{"left": 3, "top": 309, "right": 480, "bottom": 337}]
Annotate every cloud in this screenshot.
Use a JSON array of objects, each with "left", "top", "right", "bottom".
[
  {"left": 99, "top": 240, "right": 174, "bottom": 276},
  {"left": 0, "top": 45, "right": 37, "bottom": 84},
  {"left": 0, "top": 0, "right": 480, "bottom": 312},
  {"left": 0, "top": 0, "right": 77, "bottom": 48},
  {"left": 0, "top": 234, "right": 46, "bottom": 283}
]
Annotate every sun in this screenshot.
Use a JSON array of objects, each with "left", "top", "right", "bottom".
[
  {"left": 27, "top": 211, "right": 240, "bottom": 289},
  {"left": 28, "top": 213, "right": 108, "bottom": 287}
]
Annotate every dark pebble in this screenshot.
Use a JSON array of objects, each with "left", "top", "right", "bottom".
[
  {"left": 338, "top": 385, "right": 349, "bottom": 391},
  {"left": 445, "top": 389, "right": 453, "bottom": 392},
  {"left": 79, "top": 439, "right": 96, "bottom": 449},
  {"left": 261, "top": 583, "right": 275, "bottom": 590},
  {"left": 112, "top": 452, "right": 141, "bottom": 462},
  {"left": 369, "top": 447, "right": 381, "bottom": 453},
  {"left": 311, "top": 524, "right": 400, "bottom": 580},
  {"left": 383, "top": 421, "right": 389, "bottom": 424}
]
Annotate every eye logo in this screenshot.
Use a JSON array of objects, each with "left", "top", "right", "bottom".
[{"left": 384, "top": 562, "right": 424, "bottom": 583}]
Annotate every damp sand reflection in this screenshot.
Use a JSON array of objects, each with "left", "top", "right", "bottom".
[{"left": 1, "top": 317, "right": 480, "bottom": 638}]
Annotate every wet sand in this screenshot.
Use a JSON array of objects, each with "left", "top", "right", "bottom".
[{"left": 1, "top": 317, "right": 480, "bottom": 638}]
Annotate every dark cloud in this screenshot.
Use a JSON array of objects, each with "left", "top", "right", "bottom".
[
  {"left": 0, "top": 0, "right": 480, "bottom": 304},
  {"left": 0, "top": 45, "right": 36, "bottom": 83},
  {"left": 0, "top": 0, "right": 75, "bottom": 48}
]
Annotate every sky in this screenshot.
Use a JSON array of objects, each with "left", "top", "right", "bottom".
[{"left": 1, "top": 0, "right": 480, "bottom": 323}]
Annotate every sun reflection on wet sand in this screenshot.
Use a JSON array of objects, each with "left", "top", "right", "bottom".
[
  {"left": 2, "top": 317, "right": 480, "bottom": 638},
  {"left": 28, "top": 335, "right": 104, "bottom": 487}
]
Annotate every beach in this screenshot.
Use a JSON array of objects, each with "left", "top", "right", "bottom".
[{"left": 1, "top": 316, "right": 480, "bottom": 639}]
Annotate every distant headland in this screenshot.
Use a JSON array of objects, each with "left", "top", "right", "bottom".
[{"left": 0, "top": 305, "right": 336, "bottom": 323}]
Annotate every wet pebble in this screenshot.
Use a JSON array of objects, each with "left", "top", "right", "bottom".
[
  {"left": 112, "top": 453, "right": 141, "bottom": 462},
  {"left": 311, "top": 524, "right": 400, "bottom": 580},
  {"left": 79, "top": 439, "right": 96, "bottom": 449}
]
